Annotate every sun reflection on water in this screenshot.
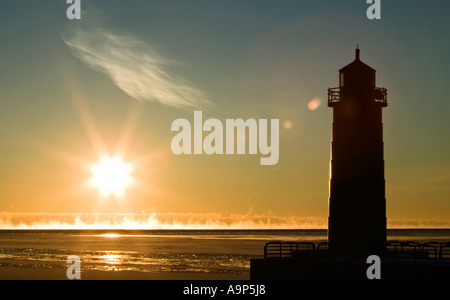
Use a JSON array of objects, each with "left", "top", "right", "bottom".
[
  {"left": 99, "top": 252, "right": 122, "bottom": 265},
  {"left": 100, "top": 233, "right": 122, "bottom": 238}
]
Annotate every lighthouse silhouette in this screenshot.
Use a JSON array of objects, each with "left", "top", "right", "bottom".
[
  {"left": 327, "top": 47, "right": 388, "bottom": 257},
  {"left": 251, "top": 49, "right": 450, "bottom": 280}
]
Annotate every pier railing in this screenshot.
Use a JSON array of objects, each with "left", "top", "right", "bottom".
[
  {"left": 386, "top": 241, "right": 450, "bottom": 264},
  {"left": 264, "top": 241, "right": 316, "bottom": 258},
  {"left": 264, "top": 241, "right": 450, "bottom": 264}
]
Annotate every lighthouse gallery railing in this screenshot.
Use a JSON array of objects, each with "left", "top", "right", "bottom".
[{"left": 327, "top": 87, "right": 387, "bottom": 107}]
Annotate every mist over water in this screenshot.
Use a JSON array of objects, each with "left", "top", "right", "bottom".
[
  {"left": 2, "top": 212, "right": 449, "bottom": 230},
  {"left": 0, "top": 212, "right": 329, "bottom": 230}
]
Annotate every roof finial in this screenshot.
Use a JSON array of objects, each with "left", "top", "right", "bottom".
[{"left": 355, "top": 45, "right": 360, "bottom": 61}]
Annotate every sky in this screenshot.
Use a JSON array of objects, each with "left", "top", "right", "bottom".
[{"left": 0, "top": 0, "right": 449, "bottom": 229}]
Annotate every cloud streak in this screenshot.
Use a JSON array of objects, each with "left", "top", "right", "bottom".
[{"left": 63, "top": 18, "right": 210, "bottom": 109}]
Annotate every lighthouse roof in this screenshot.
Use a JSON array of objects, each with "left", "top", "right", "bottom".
[{"left": 339, "top": 47, "right": 376, "bottom": 73}]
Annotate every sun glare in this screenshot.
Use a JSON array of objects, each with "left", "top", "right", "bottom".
[{"left": 90, "top": 156, "right": 133, "bottom": 197}]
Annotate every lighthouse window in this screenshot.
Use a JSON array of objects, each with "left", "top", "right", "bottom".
[{"left": 340, "top": 73, "right": 344, "bottom": 87}]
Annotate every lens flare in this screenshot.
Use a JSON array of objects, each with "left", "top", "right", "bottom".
[
  {"left": 307, "top": 98, "right": 322, "bottom": 111},
  {"left": 283, "top": 120, "right": 293, "bottom": 130}
]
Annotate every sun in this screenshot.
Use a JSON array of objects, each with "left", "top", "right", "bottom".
[{"left": 90, "top": 156, "right": 133, "bottom": 197}]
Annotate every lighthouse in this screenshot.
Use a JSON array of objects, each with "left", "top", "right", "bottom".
[
  {"left": 251, "top": 49, "right": 450, "bottom": 279},
  {"left": 327, "top": 47, "right": 388, "bottom": 256}
]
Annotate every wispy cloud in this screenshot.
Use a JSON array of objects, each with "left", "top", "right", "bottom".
[{"left": 63, "top": 13, "right": 210, "bottom": 109}]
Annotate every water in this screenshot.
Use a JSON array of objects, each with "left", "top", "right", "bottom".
[{"left": 0, "top": 229, "right": 449, "bottom": 279}]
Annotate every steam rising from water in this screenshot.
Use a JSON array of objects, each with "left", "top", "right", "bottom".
[
  {"left": 0, "top": 212, "right": 448, "bottom": 230},
  {"left": 0, "top": 212, "right": 326, "bottom": 230}
]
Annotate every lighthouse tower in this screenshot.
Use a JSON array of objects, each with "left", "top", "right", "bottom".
[{"left": 327, "top": 47, "right": 388, "bottom": 256}]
